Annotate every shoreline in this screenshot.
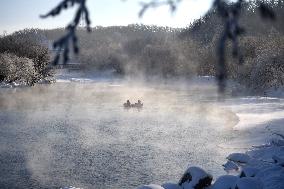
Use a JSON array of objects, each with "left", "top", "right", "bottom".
[{"left": 139, "top": 96, "right": 284, "bottom": 189}]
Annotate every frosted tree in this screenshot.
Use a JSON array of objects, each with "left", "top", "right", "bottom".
[{"left": 41, "top": 0, "right": 277, "bottom": 92}]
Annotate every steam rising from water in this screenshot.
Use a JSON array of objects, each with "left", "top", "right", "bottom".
[{"left": 0, "top": 78, "right": 240, "bottom": 188}]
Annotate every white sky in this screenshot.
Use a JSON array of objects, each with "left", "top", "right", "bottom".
[{"left": 0, "top": 0, "right": 214, "bottom": 34}]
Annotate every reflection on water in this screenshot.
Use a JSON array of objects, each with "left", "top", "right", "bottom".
[{"left": 0, "top": 80, "right": 240, "bottom": 189}]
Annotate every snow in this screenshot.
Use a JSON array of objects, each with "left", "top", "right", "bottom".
[
  {"left": 0, "top": 81, "right": 27, "bottom": 88},
  {"left": 233, "top": 111, "right": 284, "bottom": 132},
  {"left": 70, "top": 78, "right": 94, "bottom": 83},
  {"left": 211, "top": 175, "right": 238, "bottom": 189},
  {"left": 255, "top": 165, "right": 284, "bottom": 189},
  {"left": 56, "top": 79, "right": 72, "bottom": 83},
  {"left": 222, "top": 140, "right": 284, "bottom": 189},
  {"left": 223, "top": 161, "right": 239, "bottom": 172},
  {"left": 162, "top": 183, "right": 182, "bottom": 189},
  {"left": 227, "top": 153, "right": 251, "bottom": 163},
  {"left": 248, "top": 143, "right": 284, "bottom": 189},
  {"left": 272, "top": 155, "right": 284, "bottom": 166},
  {"left": 235, "top": 177, "right": 263, "bottom": 189},
  {"left": 219, "top": 96, "right": 284, "bottom": 149},
  {"left": 240, "top": 166, "right": 259, "bottom": 177},
  {"left": 138, "top": 184, "right": 165, "bottom": 189},
  {"left": 184, "top": 167, "right": 209, "bottom": 184},
  {"left": 179, "top": 166, "right": 212, "bottom": 189}
]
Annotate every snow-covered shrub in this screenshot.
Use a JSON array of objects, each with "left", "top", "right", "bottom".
[
  {"left": 249, "top": 54, "right": 284, "bottom": 92},
  {"left": 239, "top": 33, "right": 284, "bottom": 92},
  {"left": 0, "top": 52, "right": 36, "bottom": 85},
  {"left": 0, "top": 29, "right": 51, "bottom": 84}
]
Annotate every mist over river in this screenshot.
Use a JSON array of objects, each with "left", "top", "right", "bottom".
[{"left": 1, "top": 77, "right": 282, "bottom": 189}]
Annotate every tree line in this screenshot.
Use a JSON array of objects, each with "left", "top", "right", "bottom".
[
  {"left": 0, "top": 0, "right": 283, "bottom": 93},
  {"left": 40, "top": 0, "right": 284, "bottom": 93}
]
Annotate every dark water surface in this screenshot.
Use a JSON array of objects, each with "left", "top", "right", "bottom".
[{"left": 0, "top": 80, "right": 240, "bottom": 189}]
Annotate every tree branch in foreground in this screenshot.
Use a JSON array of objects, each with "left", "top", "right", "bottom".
[{"left": 41, "top": 0, "right": 91, "bottom": 65}]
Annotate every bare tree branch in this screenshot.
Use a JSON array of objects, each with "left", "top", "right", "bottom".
[
  {"left": 138, "top": 0, "right": 181, "bottom": 17},
  {"left": 41, "top": 0, "right": 91, "bottom": 65}
]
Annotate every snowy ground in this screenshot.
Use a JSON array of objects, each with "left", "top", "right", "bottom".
[{"left": 219, "top": 97, "right": 284, "bottom": 189}]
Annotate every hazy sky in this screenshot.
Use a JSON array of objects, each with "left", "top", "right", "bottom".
[{"left": 0, "top": 0, "right": 213, "bottom": 34}]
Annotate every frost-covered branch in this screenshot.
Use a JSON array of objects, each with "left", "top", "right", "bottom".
[
  {"left": 41, "top": 0, "right": 91, "bottom": 65},
  {"left": 212, "top": 0, "right": 276, "bottom": 93},
  {"left": 138, "top": 0, "right": 182, "bottom": 17}
]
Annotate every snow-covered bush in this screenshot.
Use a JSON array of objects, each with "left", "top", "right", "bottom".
[
  {"left": 0, "top": 29, "right": 51, "bottom": 85},
  {"left": 0, "top": 52, "right": 36, "bottom": 85},
  {"left": 250, "top": 57, "right": 284, "bottom": 91},
  {"left": 238, "top": 33, "right": 284, "bottom": 93}
]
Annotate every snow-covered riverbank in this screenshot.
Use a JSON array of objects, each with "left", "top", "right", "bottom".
[
  {"left": 138, "top": 138, "right": 284, "bottom": 189},
  {"left": 138, "top": 96, "right": 284, "bottom": 189}
]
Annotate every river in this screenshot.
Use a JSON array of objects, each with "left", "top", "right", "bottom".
[{"left": 0, "top": 78, "right": 282, "bottom": 189}]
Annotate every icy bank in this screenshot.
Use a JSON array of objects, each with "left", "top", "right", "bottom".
[
  {"left": 137, "top": 96, "right": 284, "bottom": 189},
  {"left": 137, "top": 138, "right": 284, "bottom": 189}
]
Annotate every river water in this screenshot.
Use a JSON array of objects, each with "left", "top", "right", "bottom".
[{"left": 0, "top": 78, "right": 275, "bottom": 189}]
